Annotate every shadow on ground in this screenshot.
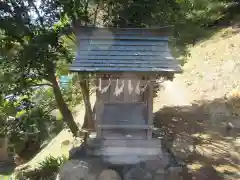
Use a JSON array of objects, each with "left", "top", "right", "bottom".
[{"left": 154, "top": 96, "right": 240, "bottom": 180}]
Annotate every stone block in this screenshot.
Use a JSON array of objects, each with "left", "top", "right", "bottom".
[{"left": 166, "top": 166, "right": 183, "bottom": 180}]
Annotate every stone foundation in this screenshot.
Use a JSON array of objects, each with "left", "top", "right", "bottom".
[{"left": 61, "top": 138, "right": 188, "bottom": 180}]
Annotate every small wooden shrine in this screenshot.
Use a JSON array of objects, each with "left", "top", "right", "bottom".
[{"left": 70, "top": 27, "right": 182, "bottom": 165}]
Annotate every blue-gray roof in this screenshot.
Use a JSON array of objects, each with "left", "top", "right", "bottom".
[{"left": 70, "top": 27, "right": 182, "bottom": 73}]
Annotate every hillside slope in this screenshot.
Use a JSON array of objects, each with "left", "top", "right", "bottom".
[
  {"left": 181, "top": 27, "right": 240, "bottom": 101},
  {"left": 155, "top": 27, "right": 240, "bottom": 180}
]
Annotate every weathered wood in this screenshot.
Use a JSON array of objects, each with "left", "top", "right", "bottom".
[
  {"left": 147, "top": 76, "right": 155, "bottom": 140},
  {"left": 95, "top": 73, "right": 156, "bottom": 140},
  {"left": 101, "top": 139, "right": 162, "bottom": 147},
  {"left": 95, "top": 147, "right": 162, "bottom": 156},
  {"left": 101, "top": 135, "right": 147, "bottom": 140},
  {"left": 102, "top": 129, "right": 147, "bottom": 140},
  {"left": 95, "top": 76, "right": 101, "bottom": 138},
  {"left": 98, "top": 124, "right": 152, "bottom": 129},
  {"left": 96, "top": 140, "right": 162, "bottom": 157}
]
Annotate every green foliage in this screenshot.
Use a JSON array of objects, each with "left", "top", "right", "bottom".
[
  {"left": 0, "top": 91, "right": 64, "bottom": 159},
  {"left": 167, "top": 0, "right": 236, "bottom": 61},
  {"left": 0, "top": 0, "right": 86, "bottom": 86},
  {"left": 14, "top": 155, "right": 67, "bottom": 180},
  {"left": 0, "top": 97, "right": 18, "bottom": 137},
  {"left": 0, "top": 0, "right": 86, "bottom": 135},
  {"left": 38, "top": 155, "right": 68, "bottom": 170},
  {"left": 61, "top": 74, "right": 83, "bottom": 108},
  {"left": 101, "top": 0, "right": 181, "bottom": 27},
  {"left": 5, "top": 107, "right": 62, "bottom": 158},
  {"left": 32, "top": 88, "right": 57, "bottom": 114}
]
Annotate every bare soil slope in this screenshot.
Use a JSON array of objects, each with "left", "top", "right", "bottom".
[{"left": 154, "top": 27, "right": 240, "bottom": 180}]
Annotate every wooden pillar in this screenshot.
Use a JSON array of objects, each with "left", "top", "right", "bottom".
[
  {"left": 147, "top": 76, "right": 154, "bottom": 140},
  {"left": 95, "top": 75, "right": 102, "bottom": 138}
]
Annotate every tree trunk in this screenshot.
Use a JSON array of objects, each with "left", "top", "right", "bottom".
[
  {"left": 48, "top": 74, "right": 79, "bottom": 137},
  {"left": 78, "top": 77, "right": 95, "bottom": 131}
]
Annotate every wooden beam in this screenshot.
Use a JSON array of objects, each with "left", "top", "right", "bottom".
[
  {"left": 95, "top": 75, "right": 102, "bottom": 138},
  {"left": 98, "top": 124, "right": 153, "bottom": 129}
]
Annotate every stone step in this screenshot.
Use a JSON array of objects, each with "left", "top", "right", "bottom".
[{"left": 88, "top": 138, "right": 162, "bottom": 148}]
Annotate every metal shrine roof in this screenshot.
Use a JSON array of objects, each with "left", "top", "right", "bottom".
[{"left": 70, "top": 27, "right": 182, "bottom": 73}]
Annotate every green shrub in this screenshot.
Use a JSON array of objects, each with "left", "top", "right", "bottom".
[
  {"left": 38, "top": 156, "right": 68, "bottom": 171},
  {"left": 14, "top": 155, "right": 68, "bottom": 180},
  {"left": 4, "top": 107, "right": 64, "bottom": 161}
]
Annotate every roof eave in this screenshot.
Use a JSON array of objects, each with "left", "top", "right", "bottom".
[{"left": 69, "top": 67, "right": 183, "bottom": 74}]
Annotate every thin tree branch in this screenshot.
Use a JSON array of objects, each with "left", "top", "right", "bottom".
[
  {"left": 107, "top": 1, "right": 112, "bottom": 18},
  {"left": 6, "top": 2, "right": 26, "bottom": 46},
  {"left": 45, "top": 105, "right": 57, "bottom": 114},
  {"left": 29, "top": 1, "right": 45, "bottom": 29},
  {"left": 84, "top": 0, "right": 90, "bottom": 26},
  {"left": 93, "top": 0, "right": 101, "bottom": 25}
]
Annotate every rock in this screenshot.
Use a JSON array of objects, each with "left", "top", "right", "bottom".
[
  {"left": 58, "top": 160, "right": 91, "bottom": 180},
  {"left": 98, "top": 169, "right": 121, "bottom": 180},
  {"left": 58, "top": 158, "right": 106, "bottom": 180},
  {"left": 124, "top": 165, "right": 153, "bottom": 180},
  {"left": 69, "top": 144, "right": 87, "bottom": 159}
]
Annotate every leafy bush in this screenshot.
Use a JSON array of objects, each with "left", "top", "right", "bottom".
[
  {"left": 38, "top": 155, "right": 68, "bottom": 171},
  {"left": 0, "top": 89, "right": 66, "bottom": 161},
  {"left": 3, "top": 107, "right": 64, "bottom": 161},
  {"left": 14, "top": 156, "right": 68, "bottom": 180}
]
